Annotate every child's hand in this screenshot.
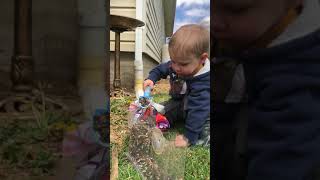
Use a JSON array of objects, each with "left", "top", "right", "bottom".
[
  {"left": 143, "top": 79, "right": 154, "bottom": 90},
  {"left": 175, "top": 135, "right": 189, "bottom": 147}
]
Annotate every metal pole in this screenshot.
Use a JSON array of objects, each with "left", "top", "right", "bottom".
[
  {"left": 113, "top": 31, "right": 121, "bottom": 89},
  {"left": 11, "top": 0, "right": 34, "bottom": 92}
]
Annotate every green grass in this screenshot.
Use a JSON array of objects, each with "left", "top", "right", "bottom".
[
  {"left": 117, "top": 127, "right": 210, "bottom": 180},
  {"left": 0, "top": 112, "right": 79, "bottom": 178},
  {"left": 152, "top": 93, "right": 171, "bottom": 103},
  {"left": 111, "top": 93, "right": 210, "bottom": 180}
]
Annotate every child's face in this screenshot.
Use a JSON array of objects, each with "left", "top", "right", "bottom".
[
  {"left": 212, "top": 0, "right": 300, "bottom": 49},
  {"left": 170, "top": 53, "right": 207, "bottom": 77}
]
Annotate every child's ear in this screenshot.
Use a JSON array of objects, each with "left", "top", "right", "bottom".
[{"left": 200, "top": 53, "right": 208, "bottom": 63}]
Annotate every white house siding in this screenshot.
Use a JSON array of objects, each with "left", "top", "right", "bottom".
[
  {"left": 110, "top": 0, "right": 136, "bottom": 52},
  {"left": 144, "top": 0, "right": 166, "bottom": 63},
  {"left": 110, "top": 0, "right": 166, "bottom": 61},
  {"left": 109, "top": 0, "right": 170, "bottom": 90}
]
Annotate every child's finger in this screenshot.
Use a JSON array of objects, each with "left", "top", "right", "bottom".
[{"left": 143, "top": 79, "right": 154, "bottom": 89}]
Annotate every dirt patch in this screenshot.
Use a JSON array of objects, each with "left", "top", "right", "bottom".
[
  {"left": 110, "top": 89, "right": 135, "bottom": 148},
  {"left": 152, "top": 79, "right": 170, "bottom": 95}
]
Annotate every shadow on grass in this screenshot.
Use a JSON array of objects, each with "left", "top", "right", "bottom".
[
  {"left": 111, "top": 93, "right": 210, "bottom": 179},
  {"left": 117, "top": 122, "right": 210, "bottom": 180}
]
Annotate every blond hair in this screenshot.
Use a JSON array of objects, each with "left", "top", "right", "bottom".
[{"left": 169, "top": 24, "right": 209, "bottom": 60}]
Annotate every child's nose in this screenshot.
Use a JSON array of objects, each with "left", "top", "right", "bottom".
[{"left": 173, "top": 65, "right": 181, "bottom": 73}]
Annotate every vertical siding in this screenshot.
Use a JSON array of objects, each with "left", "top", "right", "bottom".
[
  {"left": 110, "top": 0, "right": 166, "bottom": 59},
  {"left": 110, "top": 0, "right": 136, "bottom": 52},
  {"left": 144, "top": 0, "right": 165, "bottom": 63}
]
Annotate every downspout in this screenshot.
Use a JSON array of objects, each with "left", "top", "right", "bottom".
[{"left": 135, "top": 0, "right": 144, "bottom": 98}]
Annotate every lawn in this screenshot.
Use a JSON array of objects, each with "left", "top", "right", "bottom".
[
  {"left": 110, "top": 83, "right": 210, "bottom": 180},
  {"left": 0, "top": 112, "right": 80, "bottom": 179}
]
